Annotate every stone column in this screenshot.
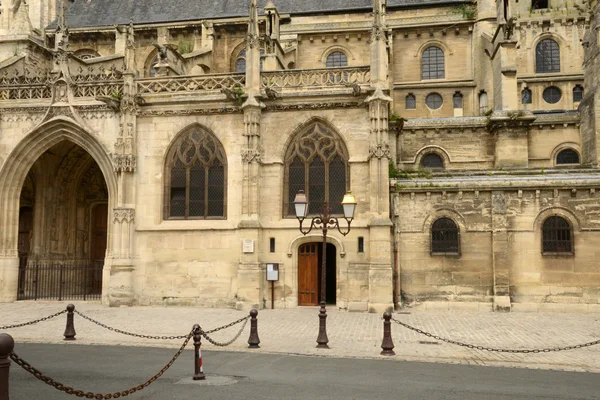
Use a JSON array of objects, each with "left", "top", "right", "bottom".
[
  {"left": 236, "top": 0, "right": 264, "bottom": 310},
  {"left": 107, "top": 24, "right": 137, "bottom": 306},
  {"left": 491, "top": 191, "right": 511, "bottom": 312}
]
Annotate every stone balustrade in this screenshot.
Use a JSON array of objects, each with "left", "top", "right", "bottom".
[
  {"left": 136, "top": 73, "right": 245, "bottom": 95},
  {"left": 261, "top": 67, "right": 370, "bottom": 89}
]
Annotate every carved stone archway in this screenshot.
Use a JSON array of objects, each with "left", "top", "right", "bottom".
[{"left": 0, "top": 117, "right": 117, "bottom": 302}]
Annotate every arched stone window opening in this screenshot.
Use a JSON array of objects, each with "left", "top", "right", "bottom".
[
  {"left": 536, "top": 39, "right": 560, "bottom": 74},
  {"left": 326, "top": 51, "right": 348, "bottom": 68},
  {"left": 284, "top": 122, "right": 349, "bottom": 217},
  {"left": 479, "top": 91, "right": 489, "bottom": 115},
  {"left": 405, "top": 93, "right": 416, "bottom": 110},
  {"left": 164, "top": 126, "right": 227, "bottom": 219},
  {"left": 422, "top": 46, "right": 445, "bottom": 80},
  {"left": 522, "top": 88, "right": 532, "bottom": 104},
  {"left": 573, "top": 85, "right": 584, "bottom": 103},
  {"left": 542, "top": 216, "right": 573, "bottom": 254},
  {"left": 431, "top": 218, "right": 460, "bottom": 255},
  {"left": 235, "top": 48, "right": 264, "bottom": 73},
  {"left": 420, "top": 153, "right": 444, "bottom": 169},
  {"left": 556, "top": 149, "right": 580, "bottom": 165}
]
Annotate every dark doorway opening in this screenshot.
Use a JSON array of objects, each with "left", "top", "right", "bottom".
[
  {"left": 318, "top": 243, "right": 337, "bottom": 305},
  {"left": 298, "top": 242, "right": 337, "bottom": 306}
]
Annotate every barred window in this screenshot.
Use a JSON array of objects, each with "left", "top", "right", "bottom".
[
  {"left": 543, "top": 86, "right": 562, "bottom": 104},
  {"left": 521, "top": 88, "right": 532, "bottom": 104},
  {"left": 573, "top": 85, "right": 584, "bottom": 103},
  {"left": 326, "top": 51, "right": 348, "bottom": 68},
  {"left": 421, "top": 153, "right": 444, "bottom": 169},
  {"left": 235, "top": 48, "right": 264, "bottom": 73},
  {"left": 284, "top": 121, "right": 349, "bottom": 216},
  {"left": 406, "top": 94, "right": 416, "bottom": 110},
  {"left": 426, "top": 93, "right": 443, "bottom": 110},
  {"left": 431, "top": 218, "right": 460, "bottom": 254},
  {"left": 453, "top": 92, "right": 463, "bottom": 109},
  {"left": 164, "top": 126, "right": 227, "bottom": 219},
  {"left": 422, "top": 46, "right": 445, "bottom": 80},
  {"left": 536, "top": 39, "right": 560, "bottom": 74},
  {"left": 542, "top": 216, "right": 572, "bottom": 254},
  {"left": 556, "top": 149, "right": 580, "bottom": 165}
]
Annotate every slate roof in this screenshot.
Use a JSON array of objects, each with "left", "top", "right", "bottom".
[{"left": 59, "top": 0, "right": 470, "bottom": 28}]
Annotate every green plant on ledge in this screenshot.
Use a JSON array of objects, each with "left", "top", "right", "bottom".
[
  {"left": 110, "top": 91, "right": 122, "bottom": 101},
  {"left": 178, "top": 40, "right": 194, "bottom": 55},
  {"left": 452, "top": 1, "right": 477, "bottom": 19},
  {"left": 233, "top": 87, "right": 245, "bottom": 106}
]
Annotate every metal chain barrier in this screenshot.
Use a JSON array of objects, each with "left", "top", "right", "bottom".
[
  {"left": 0, "top": 310, "right": 67, "bottom": 330},
  {"left": 201, "top": 316, "right": 250, "bottom": 347},
  {"left": 74, "top": 310, "right": 190, "bottom": 340},
  {"left": 9, "top": 330, "right": 193, "bottom": 399},
  {"left": 391, "top": 317, "right": 600, "bottom": 353}
]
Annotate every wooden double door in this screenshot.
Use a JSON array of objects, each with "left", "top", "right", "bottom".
[{"left": 298, "top": 242, "right": 336, "bottom": 306}]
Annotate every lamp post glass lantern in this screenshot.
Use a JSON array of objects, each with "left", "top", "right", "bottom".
[{"left": 293, "top": 190, "right": 356, "bottom": 348}]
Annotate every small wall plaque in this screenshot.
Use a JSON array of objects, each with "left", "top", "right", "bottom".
[{"left": 243, "top": 239, "right": 254, "bottom": 253}]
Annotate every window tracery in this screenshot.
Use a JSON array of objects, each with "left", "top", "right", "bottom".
[
  {"left": 164, "top": 127, "right": 227, "bottom": 219},
  {"left": 284, "top": 122, "right": 349, "bottom": 216}
]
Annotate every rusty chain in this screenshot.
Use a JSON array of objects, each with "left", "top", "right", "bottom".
[
  {"left": 74, "top": 310, "right": 190, "bottom": 340},
  {"left": 201, "top": 315, "right": 249, "bottom": 347},
  {"left": 9, "top": 329, "right": 193, "bottom": 399},
  {"left": 391, "top": 317, "right": 600, "bottom": 353},
  {"left": 0, "top": 309, "right": 67, "bottom": 330}
]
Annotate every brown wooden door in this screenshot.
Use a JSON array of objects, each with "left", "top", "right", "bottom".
[
  {"left": 298, "top": 243, "right": 319, "bottom": 306},
  {"left": 91, "top": 204, "right": 108, "bottom": 265}
]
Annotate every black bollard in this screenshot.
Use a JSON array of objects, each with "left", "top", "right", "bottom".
[
  {"left": 0, "top": 333, "right": 15, "bottom": 400},
  {"left": 192, "top": 324, "right": 206, "bottom": 380},
  {"left": 63, "top": 304, "right": 76, "bottom": 341},
  {"left": 247, "top": 309, "right": 260, "bottom": 348},
  {"left": 380, "top": 312, "right": 395, "bottom": 356}
]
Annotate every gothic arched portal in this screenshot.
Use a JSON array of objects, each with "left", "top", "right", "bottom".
[{"left": 16, "top": 141, "right": 109, "bottom": 300}]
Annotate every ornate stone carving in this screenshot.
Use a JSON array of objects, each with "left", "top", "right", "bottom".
[
  {"left": 261, "top": 67, "right": 370, "bottom": 89},
  {"left": 241, "top": 148, "right": 262, "bottom": 163},
  {"left": 368, "top": 144, "right": 391, "bottom": 160},
  {"left": 137, "top": 74, "right": 245, "bottom": 95},
  {"left": 113, "top": 208, "right": 135, "bottom": 223},
  {"left": 113, "top": 154, "right": 137, "bottom": 172},
  {"left": 265, "top": 101, "right": 363, "bottom": 112},
  {"left": 139, "top": 107, "right": 240, "bottom": 117}
]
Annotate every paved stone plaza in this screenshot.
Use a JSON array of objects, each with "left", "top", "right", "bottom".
[{"left": 1, "top": 302, "right": 600, "bottom": 373}]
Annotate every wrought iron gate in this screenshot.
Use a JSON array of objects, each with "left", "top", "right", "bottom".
[{"left": 17, "top": 261, "right": 103, "bottom": 301}]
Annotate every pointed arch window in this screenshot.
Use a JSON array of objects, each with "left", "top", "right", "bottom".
[
  {"left": 422, "top": 46, "right": 445, "bottom": 80},
  {"left": 431, "top": 218, "right": 460, "bottom": 254},
  {"left": 164, "top": 127, "right": 227, "bottom": 219},
  {"left": 536, "top": 39, "right": 560, "bottom": 74},
  {"left": 284, "top": 122, "right": 349, "bottom": 216},
  {"left": 542, "top": 216, "right": 572, "bottom": 254},
  {"left": 235, "top": 48, "right": 264, "bottom": 73}
]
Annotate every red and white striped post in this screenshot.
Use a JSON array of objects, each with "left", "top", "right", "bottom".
[{"left": 192, "top": 324, "right": 206, "bottom": 380}]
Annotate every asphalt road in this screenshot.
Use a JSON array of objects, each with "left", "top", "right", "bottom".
[{"left": 6, "top": 343, "right": 600, "bottom": 400}]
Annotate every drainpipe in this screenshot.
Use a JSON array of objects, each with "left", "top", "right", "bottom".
[{"left": 393, "top": 226, "right": 399, "bottom": 310}]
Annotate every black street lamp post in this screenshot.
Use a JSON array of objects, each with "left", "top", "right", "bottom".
[{"left": 293, "top": 190, "right": 357, "bottom": 348}]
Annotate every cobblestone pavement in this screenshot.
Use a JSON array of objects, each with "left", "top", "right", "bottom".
[{"left": 1, "top": 302, "right": 600, "bottom": 373}]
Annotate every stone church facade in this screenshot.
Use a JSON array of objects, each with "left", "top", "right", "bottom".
[{"left": 0, "top": 0, "right": 598, "bottom": 312}]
